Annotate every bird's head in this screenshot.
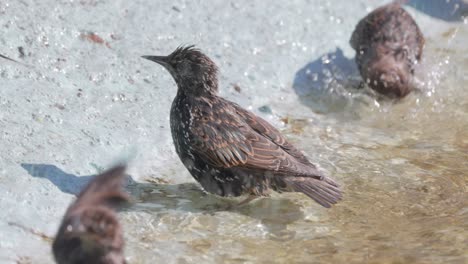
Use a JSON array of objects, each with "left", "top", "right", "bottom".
[
  {"left": 358, "top": 43, "right": 414, "bottom": 98},
  {"left": 142, "top": 45, "right": 219, "bottom": 96},
  {"left": 52, "top": 208, "right": 123, "bottom": 263}
]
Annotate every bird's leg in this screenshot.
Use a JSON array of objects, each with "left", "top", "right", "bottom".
[{"left": 236, "top": 195, "right": 257, "bottom": 207}]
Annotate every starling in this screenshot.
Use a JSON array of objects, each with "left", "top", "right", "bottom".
[
  {"left": 52, "top": 165, "right": 129, "bottom": 264},
  {"left": 350, "top": 3, "right": 425, "bottom": 98},
  {"left": 142, "top": 46, "right": 342, "bottom": 208}
]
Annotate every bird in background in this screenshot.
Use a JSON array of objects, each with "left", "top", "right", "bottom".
[
  {"left": 350, "top": 2, "right": 425, "bottom": 98},
  {"left": 142, "top": 46, "right": 342, "bottom": 208},
  {"left": 52, "top": 165, "right": 129, "bottom": 264}
]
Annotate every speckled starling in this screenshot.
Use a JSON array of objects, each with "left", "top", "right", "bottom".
[
  {"left": 350, "top": 3, "right": 425, "bottom": 98},
  {"left": 52, "top": 165, "right": 129, "bottom": 264},
  {"left": 142, "top": 46, "right": 342, "bottom": 208}
]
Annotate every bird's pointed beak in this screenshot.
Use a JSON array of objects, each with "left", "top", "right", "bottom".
[{"left": 141, "top": 55, "right": 169, "bottom": 67}]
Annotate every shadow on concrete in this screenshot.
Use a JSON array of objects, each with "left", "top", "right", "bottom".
[
  {"left": 292, "top": 48, "right": 375, "bottom": 117},
  {"left": 21, "top": 163, "right": 121, "bottom": 195},
  {"left": 405, "top": 0, "right": 468, "bottom": 22},
  {"left": 21, "top": 163, "right": 305, "bottom": 237}
]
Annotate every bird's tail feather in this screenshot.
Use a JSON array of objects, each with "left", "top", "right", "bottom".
[{"left": 285, "top": 177, "right": 342, "bottom": 208}]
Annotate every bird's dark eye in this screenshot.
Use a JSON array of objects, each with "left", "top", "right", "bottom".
[
  {"left": 395, "top": 47, "right": 408, "bottom": 60},
  {"left": 359, "top": 46, "right": 368, "bottom": 54},
  {"left": 173, "top": 63, "right": 184, "bottom": 73}
]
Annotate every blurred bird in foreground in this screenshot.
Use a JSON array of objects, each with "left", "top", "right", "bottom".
[
  {"left": 142, "top": 46, "right": 342, "bottom": 208},
  {"left": 52, "top": 165, "right": 129, "bottom": 264},
  {"left": 350, "top": 2, "right": 425, "bottom": 98}
]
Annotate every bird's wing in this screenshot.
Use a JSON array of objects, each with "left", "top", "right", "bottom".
[
  {"left": 228, "top": 100, "right": 313, "bottom": 166},
  {"left": 188, "top": 102, "right": 253, "bottom": 168},
  {"left": 189, "top": 100, "right": 321, "bottom": 177}
]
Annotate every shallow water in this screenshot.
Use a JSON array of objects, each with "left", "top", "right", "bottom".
[
  {"left": 0, "top": 0, "right": 467, "bottom": 263},
  {"left": 124, "top": 40, "right": 468, "bottom": 263}
]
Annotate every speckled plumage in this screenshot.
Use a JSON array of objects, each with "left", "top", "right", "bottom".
[
  {"left": 143, "top": 46, "right": 342, "bottom": 207},
  {"left": 350, "top": 3, "right": 425, "bottom": 98},
  {"left": 52, "top": 165, "right": 129, "bottom": 264}
]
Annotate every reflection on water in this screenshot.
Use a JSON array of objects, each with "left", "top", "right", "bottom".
[{"left": 120, "top": 24, "right": 468, "bottom": 264}]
